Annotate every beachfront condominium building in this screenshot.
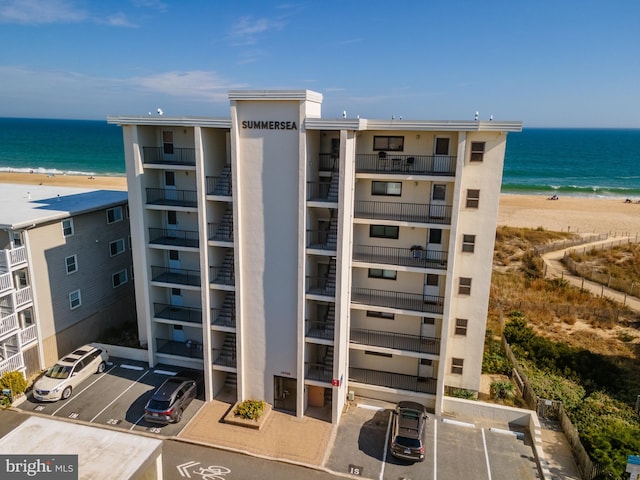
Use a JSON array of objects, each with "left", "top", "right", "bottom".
[
  {"left": 108, "top": 90, "right": 521, "bottom": 423},
  {"left": 0, "top": 184, "right": 135, "bottom": 379}
]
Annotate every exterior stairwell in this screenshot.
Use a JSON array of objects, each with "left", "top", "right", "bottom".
[
  {"left": 325, "top": 212, "right": 338, "bottom": 250},
  {"left": 217, "top": 208, "right": 234, "bottom": 242},
  {"left": 216, "top": 292, "right": 235, "bottom": 327},
  {"left": 214, "top": 251, "right": 235, "bottom": 285},
  {"left": 224, "top": 372, "right": 237, "bottom": 390},
  {"left": 325, "top": 259, "right": 336, "bottom": 296},
  {"left": 214, "top": 334, "right": 236, "bottom": 367},
  {"left": 213, "top": 166, "right": 232, "bottom": 196},
  {"left": 324, "top": 303, "right": 335, "bottom": 339},
  {"left": 327, "top": 171, "right": 339, "bottom": 202}
]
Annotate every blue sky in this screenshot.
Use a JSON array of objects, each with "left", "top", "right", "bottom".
[{"left": 0, "top": 0, "right": 639, "bottom": 127}]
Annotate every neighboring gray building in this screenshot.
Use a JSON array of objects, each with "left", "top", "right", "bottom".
[
  {"left": 0, "top": 183, "right": 135, "bottom": 378},
  {"left": 109, "top": 89, "right": 521, "bottom": 424}
]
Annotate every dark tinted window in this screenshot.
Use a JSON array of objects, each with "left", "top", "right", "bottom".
[
  {"left": 395, "top": 436, "right": 422, "bottom": 448},
  {"left": 147, "top": 399, "right": 171, "bottom": 410}
]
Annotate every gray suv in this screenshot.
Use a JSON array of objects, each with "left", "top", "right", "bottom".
[
  {"left": 390, "top": 401, "right": 428, "bottom": 462},
  {"left": 144, "top": 376, "right": 197, "bottom": 424}
]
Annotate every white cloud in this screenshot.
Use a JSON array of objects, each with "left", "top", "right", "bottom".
[
  {"left": 131, "top": 70, "right": 243, "bottom": 101},
  {"left": 0, "top": 0, "right": 86, "bottom": 24},
  {"left": 228, "top": 15, "right": 285, "bottom": 46}
]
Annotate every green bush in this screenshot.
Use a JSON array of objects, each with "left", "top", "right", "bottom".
[
  {"left": 449, "top": 388, "right": 476, "bottom": 400},
  {"left": 483, "top": 333, "right": 512, "bottom": 375},
  {"left": 234, "top": 400, "right": 266, "bottom": 420},
  {"left": 490, "top": 380, "right": 515, "bottom": 400},
  {"left": 0, "top": 371, "right": 27, "bottom": 395}
]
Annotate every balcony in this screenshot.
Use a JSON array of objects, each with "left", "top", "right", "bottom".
[
  {"left": 305, "top": 320, "right": 334, "bottom": 341},
  {"left": 20, "top": 324, "right": 37, "bottom": 347},
  {"left": 153, "top": 303, "right": 203, "bottom": 324},
  {"left": 146, "top": 188, "right": 197, "bottom": 208},
  {"left": 355, "top": 154, "right": 456, "bottom": 176},
  {"left": 307, "top": 182, "right": 338, "bottom": 203},
  {"left": 350, "top": 328, "right": 440, "bottom": 355},
  {"left": 206, "top": 175, "right": 232, "bottom": 197},
  {"left": 156, "top": 338, "right": 203, "bottom": 359},
  {"left": 15, "top": 287, "right": 32, "bottom": 308},
  {"left": 352, "top": 245, "right": 447, "bottom": 270},
  {"left": 351, "top": 287, "right": 444, "bottom": 314},
  {"left": 0, "top": 351, "right": 23, "bottom": 376},
  {"left": 142, "top": 147, "right": 196, "bottom": 166},
  {"left": 305, "top": 362, "right": 332, "bottom": 382},
  {"left": 306, "top": 276, "right": 335, "bottom": 297},
  {"left": 354, "top": 201, "right": 452, "bottom": 225},
  {"left": 0, "top": 272, "right": 11, "bottom": 293},
  {"left": 213, "top": 334, "right": 236, "bottom": 367},
  {"left": 0, "top": 313, "right": 19, "bottom": 339},
  {"left": 151, "top": 266, "right": 201, "bottom": 287},
  {"left": 149, "top": 228, "right": 199, "bottom": 248},
  {"left": 349, "top": 367, "right": 437, "bottom": 394},
  {"left": 0, "top": 246, "right": 27, "bottom": 272},
  {"left": 211, "top": 307, "right": 235, "bottom": 328},
  {"left": 208, "top": 223, "right": 234, "bottom": 243}
]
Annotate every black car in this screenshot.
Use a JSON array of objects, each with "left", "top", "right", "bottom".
[
  {"left": 390, "top": 401, "right": 428, "bottom": 462},
  {"left": 144, "top": 376, "right": 197, "bottom": 424}
]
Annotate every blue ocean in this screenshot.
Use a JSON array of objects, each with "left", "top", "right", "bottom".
[{"left": 0, "top": 118, "right": 638, "bottom": 199}]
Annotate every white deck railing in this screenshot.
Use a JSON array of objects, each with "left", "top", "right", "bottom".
[
  {"left": 0, "top": 272, "right": 11, "bottom": 293},
  {"left": 15, "top": 287, "right": 32, "bottom": 308},
  {"left": 0, "top": 246, "right": 27, "bottom": 271},
  {"left": 0, "top": 313, "right": 19, "bottom": 339},
  {"left": 0, "top": 352, "right": 24, "bottom": 376},
  {"left": 20, "top": 324, "right": 37, "bottom": 346}
]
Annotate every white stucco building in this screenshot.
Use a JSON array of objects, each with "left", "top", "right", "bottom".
[{"left": 108, "top": 89, "right": 521, "bottom": 423}]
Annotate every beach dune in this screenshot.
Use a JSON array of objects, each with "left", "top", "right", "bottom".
[{"left": 1, "top": 172, "right": 639, "bottom": 236}]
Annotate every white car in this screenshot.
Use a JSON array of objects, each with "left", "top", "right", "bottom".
[{"left": 33, "top": 344, "right": 109, "bottom": 401}]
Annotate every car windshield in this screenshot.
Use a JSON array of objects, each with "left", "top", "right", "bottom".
[
  {"left": 147, "top": 399, "right": 171, "bottom": 411},
  {"left": 395, "top": 436, "right": 422, "bottom": 448},
  {"left": 45, "top": 364, "right": 72, "bottom": 379}
]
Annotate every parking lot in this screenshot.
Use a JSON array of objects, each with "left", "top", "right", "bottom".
[
  {"left": 327, "top": 403, "right": 541, "bottom": 480},
  {"left": 18, "top": 357, "right": 204, "bottom": 437}
]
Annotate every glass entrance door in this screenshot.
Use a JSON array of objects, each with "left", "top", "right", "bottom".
[{"left": 273, "top": 376, "right": 297, "bottom": 413}]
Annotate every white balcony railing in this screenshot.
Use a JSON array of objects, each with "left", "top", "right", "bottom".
[
  {"left": 0, "top": 313, "right": 19, "bottom": 339},
  {"left": 0, "top": 246, "right": 27, "bottom": 271},
  {"left": 0, "top": 272, "right": 11, "bottom": 293},
  {"left": 15, "top": 287, "right": 32, "bottom": 308},
  {"left": 20, "top": 324, "right": 37, "bottom": 346},
  {"left": 0, "top": 352, "right": 24, "bottom": 376}
]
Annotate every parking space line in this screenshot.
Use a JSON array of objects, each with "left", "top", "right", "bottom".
[
  {"left": 90, "top": 369, "right": 150, "bottom": 423},
  {"left": 378, "top": 410, "right": 392, "bottom": 480},
  {"left": 129, "top": 414, "right": 146, "bottom": 431},
  {"left": 433, "top": 418, "right": 438, "bottom": 480},
  {"left": 481, "top": 428, "right": 493, "bottom": 480},
  {"left": 51, "top": 364, "right": 118, "bottom": 416}
]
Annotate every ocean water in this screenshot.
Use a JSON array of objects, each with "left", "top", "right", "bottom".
[{"left": 0, "top": 119, "right": 638, "bottom": 199}]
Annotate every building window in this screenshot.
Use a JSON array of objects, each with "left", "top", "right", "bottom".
[
  {"left": 455, "top": 318, "right": 468, "bottom": 336},
  {"left": 65, "top": 255, "right": 78, "bottom": 274},
  {"left": 420, "top": 358, "right": 433, "bottom": 366},
  {"left": 167, "top": 210, "right": 178, "bottom": 226},
  {"left": 451, "top": 358, "right": 464, "bottom": 375},
  {"left": 106, "top": 206, "right": 123, "bottom": 224},
  {"left": 422, "top": 317, "right": 435, "bottom": 325},
  {"left": 373, "top": 135, "right": 404, "bottom": 152},
  {"left": 466, "top": 189, "right": 480, "bottom": 208},
  {"left": 462, "top": 234, "right": 476, "bottom": 253},
  {"left": 109, "top": 238, "right": 126, "bottom": 256},
  {"left": 429, "top": 228, "right": 442, "bottom": 244},
  {"left": 459, "top": 277, "right": 472, "bottom": 295},
  {"left": 365, "top": 351, "right": 393, "bottom": 358},
  {"left": 366, "top": 311, "right": 395, "bottom": 320},
  {"left": 112, "top": 269, "right": 128, "bottom": 288},
  {"left": 16, "top": 271, "right": 28, "bottom": 288},
  {"left": 371, "top": 181, "right": 402, "bottom": 196},
  {"left": 426, "top": 274, "right": 439, "bottom": 287},
  {"left": 370, "top": 225, "right": 399, "bottom": 239},
  {"left": 470, "top": 142, "right": 485, "bottom": 162},
  {"left": 125, "top": 205, "right": 130, "bottom": 219},
  {"left": 69, "top": 290, "right": 82, "bottom": 310},
  {"left": 163, "top": 131, "right": 174, "bottom": 155},
  {"left": 128, "top": 235, "right": 132, "bottom": 250},
  {"left": 368, "top": 268, "right": 397, "bottom": 280},
  {"left": 62, "top": 219, "right": 74, "bottom": 237},
  {"left": 432, "top": 184, "right": 446, "bottom": 201},
  {"left": 165, "top": 171, "right": 176, "bottom": 187}
]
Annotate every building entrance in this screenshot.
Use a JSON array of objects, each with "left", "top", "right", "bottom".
[{"left": 273, "top": 376, "right": 297, "bottom": 413}]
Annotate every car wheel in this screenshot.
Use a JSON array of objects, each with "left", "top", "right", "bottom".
[
  {"left": 97, "top": 362, "right": 106, "bottom": 373},
  {"left": 62, "top": 386, "right": 72, "bottom": 400},
  {"left": 173, "top": 408, "right": 183, "bottom": 423}
]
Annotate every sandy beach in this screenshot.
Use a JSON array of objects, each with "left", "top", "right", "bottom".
[{"left": 1, "top": 171, "right": 639, "bottom": 236}]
